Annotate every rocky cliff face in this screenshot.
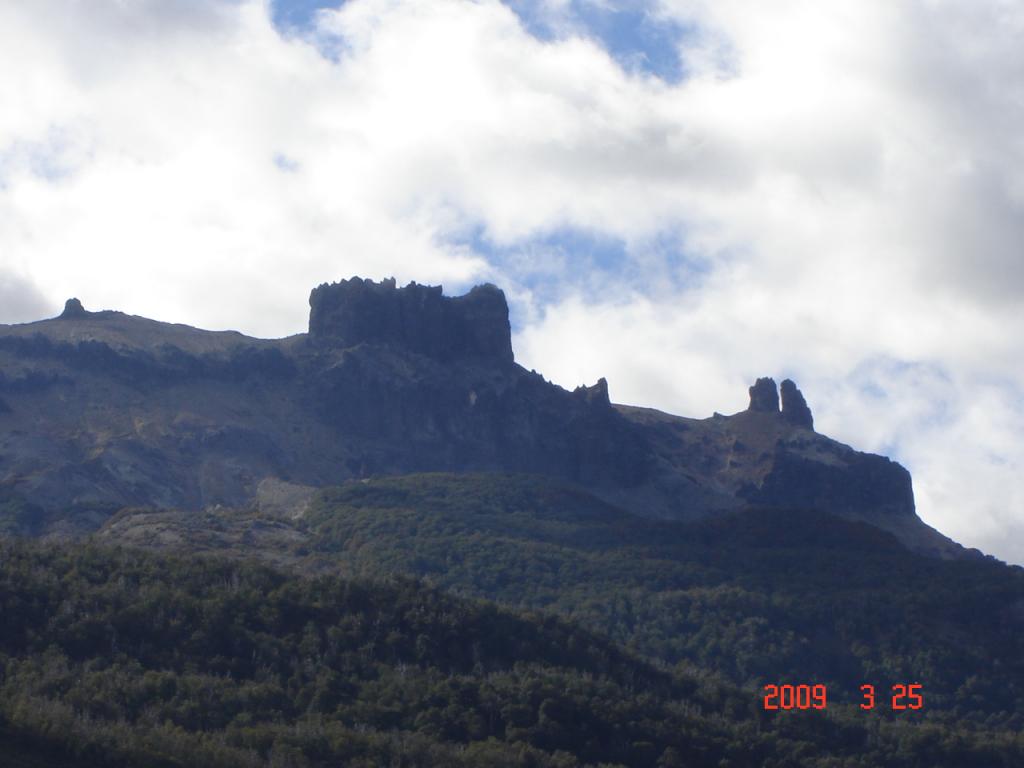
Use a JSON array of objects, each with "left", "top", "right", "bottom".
[
  {"left": 0, "top": 277, "right": 965, "bottom": 557},
  {"left": 308, "top": 277, "right": 514, "bottom": 364},
  {"left": 731, "top": 378, "right": 910, "bottom": 515},
  {"left": 613, "top": 375, "right": 961, "bottom": 556},
  {"left": 780, "top": 378, "right": 814, "bottom": 430},
  {"left": 748, "top": 377, "right": 780, "bottom": 412}
]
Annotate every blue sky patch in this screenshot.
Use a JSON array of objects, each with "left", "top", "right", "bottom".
[
  {"left": 511, "top": 0, "right": 688, "bottom": 83},
  {"left": 270, "top": 0, "right": 687, "bottom": 83},
  {"left": 443, "top": 223, "right": 707, "bottom": 330},
  {"left": 270, "top": 0, "right": 334, "bottom": 31}
]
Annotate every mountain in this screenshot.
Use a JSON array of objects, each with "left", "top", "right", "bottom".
[
  {"left": 0, "top": 277, "right": 961, "bottom": 557},
  {"left": 3, "top": 277, "right": 1024, "bottom": 766}
]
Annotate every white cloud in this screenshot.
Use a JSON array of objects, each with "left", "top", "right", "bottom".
[
  {"left": 1, "top": 0, "right": 1023, "bottom": 561},
  {"left": 0, "top": 271, "right": 56, "bottom": 324}
]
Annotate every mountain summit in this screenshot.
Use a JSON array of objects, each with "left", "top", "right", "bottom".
[
  {"left": 309, "top": 277, "right": 514, "bottom": 363},
  {"left": 0, "top": 277, "right": 961, "bottom": 556}
]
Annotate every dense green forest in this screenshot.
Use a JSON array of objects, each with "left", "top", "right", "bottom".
[
  {"left": 2, "top": 538, "right": 1023, "bottom": 767},
  {"left": 305, "top": 474, "right": 1024, "bottom": 726},
  {"left": 2, "top": 472, "right": 1024, "bottom": 765}
]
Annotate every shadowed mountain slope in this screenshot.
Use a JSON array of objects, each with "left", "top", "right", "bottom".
[
  {"left": 94, "top": 472, "right": 1024, "bottom": 725},
  {"left": 0, "top": 277, "right": 962, "bottom": 557}
]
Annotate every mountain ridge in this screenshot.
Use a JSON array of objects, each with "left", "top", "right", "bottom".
[{"left": 0, "top": 277, "right": 965, "bottom": 558}]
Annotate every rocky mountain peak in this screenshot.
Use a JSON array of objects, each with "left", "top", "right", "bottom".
[
  {"left": 780, "top": 378, "right": 814, "bottom": 430},
  {"left": 573, "top": 377, "right": 611, "bottom": 407},
  {"left": 746, "top": 376, "right": 814, "bottom": 431},
  {"left": 308, "top": 277, "right": 513, "bottom": 364},
  {"left": 748, "top": 377, "right": 780, "bottom": 412},
  {"left": 59, "top": 298, "right": 88, "bottom": 319}
]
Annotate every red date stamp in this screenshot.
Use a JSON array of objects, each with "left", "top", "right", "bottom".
[{"left": 763, "top": 683, "right": 923, "bottom": 711}]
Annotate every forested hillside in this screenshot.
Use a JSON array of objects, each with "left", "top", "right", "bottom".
[
  {"left": 2, "top": 538, "right": 1022, "bottom": 767},
  {"left": 304, "top": 474, "right": 1024, "bottom": 727}
]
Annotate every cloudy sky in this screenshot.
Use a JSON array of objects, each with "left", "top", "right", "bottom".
[{"left": 2, "top": 0, "right": 1023, "bottom": 563}]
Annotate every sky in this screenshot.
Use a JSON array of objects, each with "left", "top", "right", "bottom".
[{"left": 2, "top": 0, "right": 1023, "bottom": 563}]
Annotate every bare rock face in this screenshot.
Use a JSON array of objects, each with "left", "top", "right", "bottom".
[
  {"left": 573, "top": 378, "right": 611, "bottom": 407},
  {"left": 749, "top": 449, "right": 914, "bottom": 520},
  {"left": 59, "top": 298, "right": 88, "bottom": 319},
  {"left": 780, "top": 379, "right": 814, "bottom": 430},
  {"left": 308, "top": 277, "right": 514, "bottom": 364},
  {"left": 746, "top": 376, "right": 814, "bottom": 431},
  {"left": 0, "top": 277, "right": 650, "bottom": 524},
  {"left": 748, "top": 377, "right": 779, "bottom": 412}
]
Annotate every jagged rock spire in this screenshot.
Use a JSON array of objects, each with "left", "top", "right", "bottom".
[
  {"left": 748, "top": 377, "right": 779, "bottom": 412},
  {"left": 747, "top": 376, "right": 814, "bottom": 431},
  {"left": 780, "top": 379, "right": 814, "bottom": 430},
  {"left": 573, "top": 377, "right": 611, "bottom": 407}
]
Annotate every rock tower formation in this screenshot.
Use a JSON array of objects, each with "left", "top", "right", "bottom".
[
  {"left": 748, "top": 377, "right": 780, "bottom": 412},
  {"left": 780, "top": 378, "right": 814, "bottom": 430},
  {"left": 747, "top": 376, "right": 814, "bottom": 431},
  {"left": 59, "top": 298, "right": 88, "bottom": 319},
  {"left": 308, "top": 277, "right": 514, "bottom": 364}
]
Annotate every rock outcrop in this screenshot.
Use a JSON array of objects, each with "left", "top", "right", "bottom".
[
  {"left": 746, "top": 377, "right": 814, "bottom": 432},
  {"left": 748, "top": 377, "right": 780, "bottom": 412},
  {"left": 780, "top": 378, "right": 814, "bottom": 430},
  {"left": 59, "top": 298, "right": 88, "bottom": 319},
  {"left": 573, "top": 378, "right": 611, "bottom": 407},
  {"left": 308, "top": 277, "right": 514, "bottom": 364},
  {"left": 748, "top": 449, "right": 913, "bottom": 519}
]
